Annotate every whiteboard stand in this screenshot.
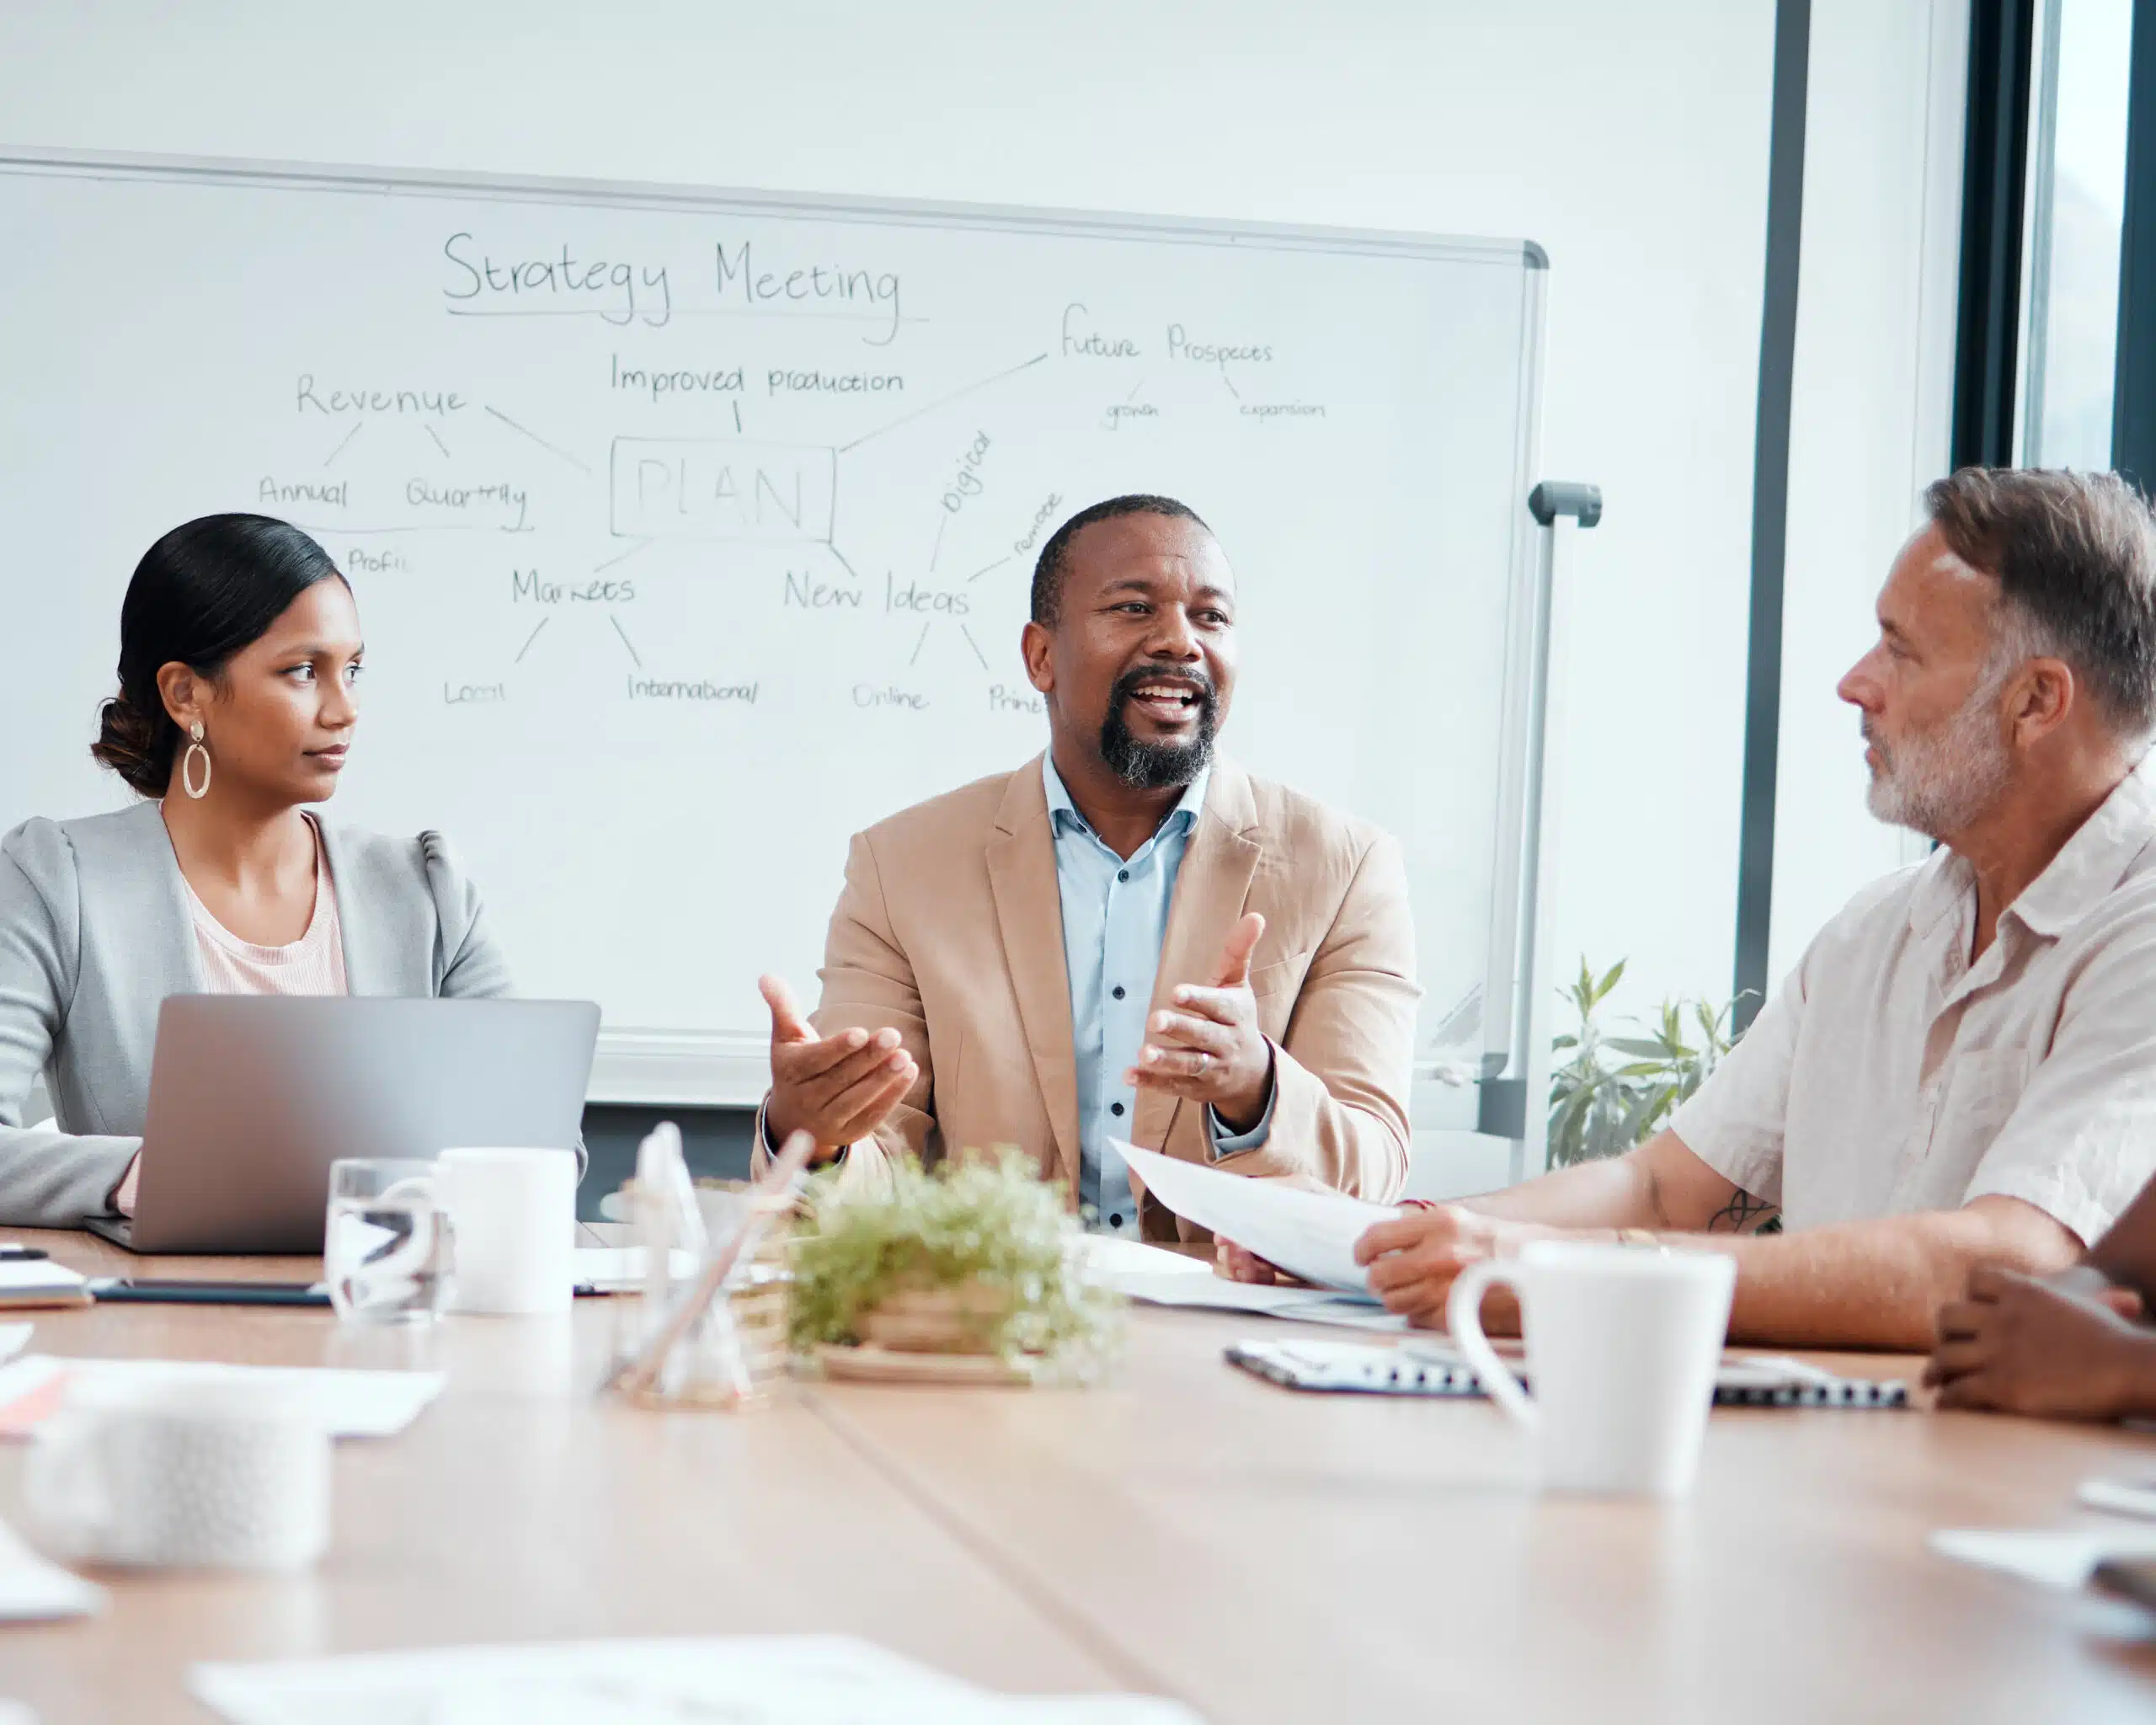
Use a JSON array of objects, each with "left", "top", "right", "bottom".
[{"left": 1478, "top": 481, "right": 1602, "bottom": 1183}]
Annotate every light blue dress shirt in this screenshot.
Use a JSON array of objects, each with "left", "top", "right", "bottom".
[{"left": 1043, "top": 756, "right": 1273, "bottom": 1236}]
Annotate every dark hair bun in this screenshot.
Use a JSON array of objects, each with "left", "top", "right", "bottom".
[
  {"left": 91, "top": 690, "right": 177, "bottom": 797},
  {"left": 91, "top": 514, "right": 341, "bottom": 799}
]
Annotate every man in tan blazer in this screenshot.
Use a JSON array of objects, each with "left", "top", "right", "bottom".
[{"left": 755, "top": 494, "right": 1417, "bottom": 1239}]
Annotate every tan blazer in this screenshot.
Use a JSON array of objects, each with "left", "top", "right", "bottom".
[{"left": 759, "top": 755, "right": 1418, "bottom": 1237}]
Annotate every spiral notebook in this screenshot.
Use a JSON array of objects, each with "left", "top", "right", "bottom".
[{"left": 1226, "top": 1338, "right": 1910, "bottom": 1408}]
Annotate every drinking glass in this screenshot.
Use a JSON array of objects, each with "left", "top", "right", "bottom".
[{"left": 325, "top": 1158, "right": 449, "bottom": 1325}]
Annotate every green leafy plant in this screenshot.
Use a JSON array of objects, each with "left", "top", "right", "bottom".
[
  {"left": 787, "top": 1151, "right": 1124, "bottom": 1380},
  {"left": 1547, "top": 959, "right": 1746, "bottom": 1167}
]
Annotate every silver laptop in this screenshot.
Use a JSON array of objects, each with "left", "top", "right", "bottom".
[{"left": 85, "top": 996, "right": 600, "bottom": 1254}]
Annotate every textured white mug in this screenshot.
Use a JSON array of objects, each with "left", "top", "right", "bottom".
[
  {"left": 439, "top": 1146, "right": 577, "bottom": 1316},
  {"left": 1447, "top": 1241, "right": 1736, "bottom": 1498},
  {"left": 25, "top": 1379, "right": 329, "bottom": 1570}
]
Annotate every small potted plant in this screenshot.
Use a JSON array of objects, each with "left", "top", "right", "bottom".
[{"left": 787, "top": 1151, "right": 1124, "bottom": 1386}]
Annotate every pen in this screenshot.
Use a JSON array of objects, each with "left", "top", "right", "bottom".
[{"left": 0, "top": 1245, "right": 50, "bottom": 1261}]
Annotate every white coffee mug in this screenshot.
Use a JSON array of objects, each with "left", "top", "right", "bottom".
[
  {"left": 1446, "top": 1241, "right": 1737, "bottom": 1498},
  {"left": 24, "top": 1379, "right": 329, "bottom": 1570},
  {"left": 439, "top": 1146, "right": 577, "bottom": 1316}
]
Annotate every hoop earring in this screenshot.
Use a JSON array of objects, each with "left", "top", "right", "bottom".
[{"left": 180, "top": 724, "right": 211, "bottom": 801}]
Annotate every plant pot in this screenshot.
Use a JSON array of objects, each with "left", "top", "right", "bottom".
[{"left": 857, "top": 1283, "right": 1011, "bottom": 1354}]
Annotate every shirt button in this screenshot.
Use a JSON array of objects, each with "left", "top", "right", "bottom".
[
  {"left": 1112, "top": 985, "right": 1126, "bottom": 1000},
  {"left": 1109, "top": 1213, "right": 1124, "bottom": 1228},
  {"left": 1110, "top": 1102, "right": 1125, "bottom": 1117},
  {"left": 1117, "top": 869, "right": 1129, "bottom": 883}
]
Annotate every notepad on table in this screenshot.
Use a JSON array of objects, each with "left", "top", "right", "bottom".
[{"left": 1228, "top": 1337, "right": 1910, "bottom": 1406}]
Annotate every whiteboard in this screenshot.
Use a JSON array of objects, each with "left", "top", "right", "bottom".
[{"left": 0, "top": 152, "right": 1548, "bottom": 1119}]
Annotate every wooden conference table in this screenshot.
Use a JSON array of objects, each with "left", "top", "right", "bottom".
[{"left": 2, "top": 1230, "right": 2155, "bottom": 1722}]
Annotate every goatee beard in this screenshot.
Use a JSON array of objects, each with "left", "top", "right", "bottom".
[{"left": 1099, "top": 668, "right": 1219, "bottom": 790}]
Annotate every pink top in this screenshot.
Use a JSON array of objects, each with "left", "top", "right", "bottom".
[
  {"left": 116, "top": 820, "right": 350, "bottom": 1216},
  {"left": 181, "top": 819, "right": 350, "bottom": 998}
]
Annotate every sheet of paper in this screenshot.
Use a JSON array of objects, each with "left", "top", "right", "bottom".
[
  {"left": 1109, "top": 1270, "right": 1406, "bottom": 1332},
  {"left": 0, "top": 1356, "right": 443, "bottom": 1439},
  {"left": 573, "top": 1246, "right": 699, "bottom": 1294},
  {"left": 1930, "top": 1525, "right": 2156, "bottom": 1590},
  {"left": 191, "top": 1634, "right": 1203, "bottom": 1724},
  {"left": 0, "top": 1324, "right": 29, "bottom": 1364},
  {"left": 1071, "top": 1235, "right": 1214, "bottom": 1283},
  {"left": 0, "top": 1514, "right": 102, "bottom": 1622},
  {"left": 2078, "top": 1477, "right": 2156, "bottom": 1520},
  {"left": 1116, "top": 1141, "right": 1393, "bottom": 1294}
]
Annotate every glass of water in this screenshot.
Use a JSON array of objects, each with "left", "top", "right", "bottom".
[{"left": 325, "top": 1158, "right": 449, "bottom": 1324}]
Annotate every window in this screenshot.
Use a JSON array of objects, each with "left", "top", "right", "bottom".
[{"left": 2020, "top": 0, "right": 2137, "bottom": 468}]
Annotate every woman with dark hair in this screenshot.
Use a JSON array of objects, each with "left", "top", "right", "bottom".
[{"left": 0, "top": 514, "right": 511, "bottom": 1227}]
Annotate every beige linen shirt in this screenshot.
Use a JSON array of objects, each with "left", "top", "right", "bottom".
[{"left": 1670, "top": 762, "right": 2156, "bottom": 1245}]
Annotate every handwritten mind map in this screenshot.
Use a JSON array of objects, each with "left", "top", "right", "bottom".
[
  {"left": 259, "top": 223, "right": 1331, "bottom": 729},
  {"left": 3, "top": 158, "right": 1542, "bottom": 1060}
]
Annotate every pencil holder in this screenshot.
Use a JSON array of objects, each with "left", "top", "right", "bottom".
[{"left": 612, "top": 1179, "right": 792, "bottom": 1410}]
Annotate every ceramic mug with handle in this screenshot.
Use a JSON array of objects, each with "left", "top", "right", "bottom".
[
  {"left": 25, "top": 1377, "right": 330, "bottom": 1570},
  {"left": 1446, "top": 1240, "right": 1736, "bottom": 1498},
  {"left": 438, "top": 1146, "right": 577, "bottom": 1316}
]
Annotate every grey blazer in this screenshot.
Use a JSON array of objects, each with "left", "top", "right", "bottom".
[{"left": 0, "top": 800, "right": 512, "bottom": 1228}]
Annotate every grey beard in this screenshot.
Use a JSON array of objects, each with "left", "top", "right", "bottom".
[
  {"left": 1099, "top": 704, "right": 1217, "bottom": 790},
  {"left": 1865, "top": 674, "right": 2015, "bottom": 838}
]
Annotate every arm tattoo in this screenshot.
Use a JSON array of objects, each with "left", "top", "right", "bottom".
[{"left": 1705, "top": 1188, "right": 1783, "bottom": 1235}]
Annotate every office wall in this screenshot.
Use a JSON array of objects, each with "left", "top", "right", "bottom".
[{"left": 0, "top": 1, "right": 1959, "bottom": 1172}]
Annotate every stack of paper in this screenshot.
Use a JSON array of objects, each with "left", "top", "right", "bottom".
[
  {"left": 1072, "top": 1153, "right": 1406, "bottom": 1332},
  {"left": 573, "top": 1245, "right": 699, "bottom": 1294},
  {"left": 191, "top": 1636, "right": 1203, "bottom": 1723},
  {"left": 1107, "top": 1274, "right": 1404, "bottom": 1333}
]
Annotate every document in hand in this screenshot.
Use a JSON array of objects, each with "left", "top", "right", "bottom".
[{"left": 1115, "top": 1141, "right": 1397, "bottom": 1295}]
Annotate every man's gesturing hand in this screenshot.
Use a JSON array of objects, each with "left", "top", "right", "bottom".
[
  {"left": 1125, "top": 911, "right": 1274, "bottom": 1134},
  {"left": 760, "top": 975, "right": 915, "bottom": 1161}
]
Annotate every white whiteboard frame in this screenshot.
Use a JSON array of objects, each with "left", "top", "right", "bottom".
[{"left": 0, "top": 146, "right": 1552, "bottom": 1119}]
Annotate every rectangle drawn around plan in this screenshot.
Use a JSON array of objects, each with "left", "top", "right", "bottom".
[{"left": 609, "top": 437, "right": 837, "bottom": 542}]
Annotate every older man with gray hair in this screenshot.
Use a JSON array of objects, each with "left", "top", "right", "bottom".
[{"left": 1248, "top": 467, "right": 2156, "bottom": 1348}]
